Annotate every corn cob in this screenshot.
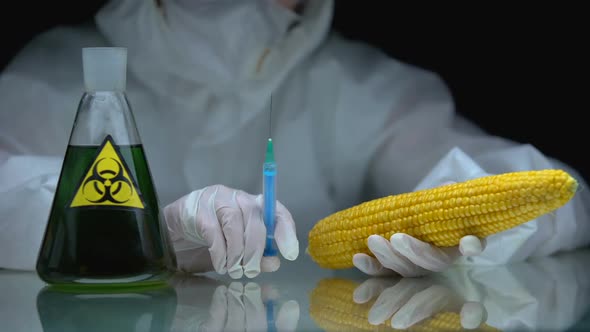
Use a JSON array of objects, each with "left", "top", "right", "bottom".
[
  {"left": 309, "top": 278, "right": 500, "bottom": 332},
  {"left": 308, "top": 169, "right": 578, "bottom": 269}
]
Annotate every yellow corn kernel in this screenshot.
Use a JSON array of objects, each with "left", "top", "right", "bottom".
[
  {"left": 308, "top": 169, "right": 578, "bottom": 269},
  {"left": 309, "top": 278, "right": 500, "bottom": 332}
]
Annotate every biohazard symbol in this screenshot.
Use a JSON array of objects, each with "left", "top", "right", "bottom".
[{"left": 69, "top": 135, "right": 145, "bottom": 209}]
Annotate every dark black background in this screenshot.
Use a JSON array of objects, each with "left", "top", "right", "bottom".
[{"left": 1, "top": 2, "right": 587, "bottom": 181}]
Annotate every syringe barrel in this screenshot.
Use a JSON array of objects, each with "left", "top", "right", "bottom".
[{"left": 263, "top": 162, "right": 277, "bottom": 256}]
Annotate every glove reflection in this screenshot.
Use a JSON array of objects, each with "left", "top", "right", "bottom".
[
  {"left": 309, "top": 277, "right": 490, "bottom": 331},
  {"left": 353, "top": 278, "right": 486, "bottom": 330},
  {"left": 170, "top": 274, "right": 299, "bottom": 332}
]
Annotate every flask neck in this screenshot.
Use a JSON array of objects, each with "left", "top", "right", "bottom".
[{"left": 69, "top": 91, "right": 142, "bottom": 146}]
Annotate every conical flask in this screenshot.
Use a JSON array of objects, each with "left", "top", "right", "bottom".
[{"left": 36, "top": 47, "right": 176, "bottom": 288}]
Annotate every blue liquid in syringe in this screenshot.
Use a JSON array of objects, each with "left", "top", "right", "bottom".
[{"left": 263, "top": 162, "right": 278, "bottom": 256}]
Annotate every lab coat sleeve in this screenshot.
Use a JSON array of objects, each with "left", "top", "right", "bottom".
[
  {"left": 363, "top": 53, "right": 590, "bottom": 265},
  {"left": 0, "top": 73, "right": 67, "bottom": 271},
  {"left": 0, "top": 153, "right": 62, "bottom": 272},
  {"left": 0, "top": 27, "right": 95, "bottom": 271}
]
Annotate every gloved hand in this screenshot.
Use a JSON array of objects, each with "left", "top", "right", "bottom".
[
  {"left": 352, "top": 233, "right": 485, "bottom": 277},
  {"left": 353, "top": 277, "right": 487, "bottom": 329},
  {"left": 353, "top": 181, "right": 485, "bottom": 277},
  {"left": 164, "top": 184, "right": 299, "bottom": 279}
]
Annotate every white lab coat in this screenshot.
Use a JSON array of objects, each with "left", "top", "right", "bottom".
[{"left": 0, "top": 0, "right": 588, "bottom": 271}]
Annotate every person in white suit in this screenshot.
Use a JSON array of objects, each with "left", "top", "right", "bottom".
[{"left": 0, "top": 0, "right": 588, "bottom": 279}]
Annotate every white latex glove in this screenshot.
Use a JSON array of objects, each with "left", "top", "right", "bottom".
[
  {"left": 353, "top": 181, "right": 485, "bottom": 277},
  {"left": 353, "top": 234, "right": 485, "bottom": 277},
  {"left": 353, "top": 278, "right": 487, "bottom": 330},
  {"left": 171, "top": 274, "right": 300, "bottom": 332},
  {"left": 164, "top": 184, "right": 299, "bottom": 279}
]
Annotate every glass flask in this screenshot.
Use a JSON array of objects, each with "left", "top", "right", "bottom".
[{"left": 36, "top": 47, "right": 176, "bottom": 288}]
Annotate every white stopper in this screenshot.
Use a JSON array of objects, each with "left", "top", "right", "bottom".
[{"left": 82, "top": 47, "right": 127, "bottom": 92}]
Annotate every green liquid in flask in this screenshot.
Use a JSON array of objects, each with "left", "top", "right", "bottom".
[{"left": 36, "top": 143, "right": 175, "bottom": 288}]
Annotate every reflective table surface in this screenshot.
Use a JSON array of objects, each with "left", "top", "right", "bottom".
[{"left": 2, "top": 249, "right": 590, "bottom": 332}]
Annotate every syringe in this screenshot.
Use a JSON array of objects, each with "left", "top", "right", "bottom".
[
  {"left": 263, "top": 97, "right": 278, "bottom": 331},
  {"left": 263, "top": 96, "right": 278, "bottom": 257},
  {"left": 263, "top": 138, "right": 278, "bottom": 256}
]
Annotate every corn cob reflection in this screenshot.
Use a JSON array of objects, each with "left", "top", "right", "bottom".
[{"left": 309, "top": 278, "right": 499, "bottom": 332}]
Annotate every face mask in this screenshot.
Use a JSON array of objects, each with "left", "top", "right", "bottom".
[
  {"left": 96, "top": 0, "right": 301, "bottom": 87},
  {"left": 95, "top": 0, "right": 332, "bottom": 145}
]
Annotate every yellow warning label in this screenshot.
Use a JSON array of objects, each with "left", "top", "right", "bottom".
[{"left": 70, "top": 136, "right": 144, "bottom": 209}]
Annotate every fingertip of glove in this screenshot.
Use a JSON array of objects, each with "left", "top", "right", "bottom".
[
  {"left": 261, "top": 256, "right": 280, "bottom": 272},
  {"left": 279, "top": 239, "right": 299, "bottom": 261},
  {"left": 228, "top": 267, "right": 244, "bottom": 279},
  {"left": 285, "top": 244, "right": 299, "bottom": 261},
  {"left": 352, "top": 253, "right": 364, "bottom": 265},
  {"left": 390, "top": 233, "right": 406, "bottom": 244},
  {"left": 461, "top": 302, "right": 486, "bottom": 329},
  {"left": 244, "top": 269, "right": 261, "bottom": 278},
  {"left": 391, "top": 318, "right": 411, "bottom": 330},
  {"left": 352, "top": 253, "right": 371, "bottom": 274},
  {"left": 215, "top": 266, "right": 228, "bottom": 275},
  {"left": 367, "top": 234, "right": 385, "bottom": 248},
  {"left": 460, "top": 235, "right": 483, "bottom": 256}
]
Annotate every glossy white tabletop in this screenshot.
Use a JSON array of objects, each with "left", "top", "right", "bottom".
[{"left": 2, "top": 248, "right": 590, "bottom": 332}]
